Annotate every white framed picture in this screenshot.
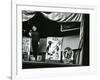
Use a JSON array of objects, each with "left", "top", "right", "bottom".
[{"left": 11, "top": 1, "right": 96, "bottom": 80}]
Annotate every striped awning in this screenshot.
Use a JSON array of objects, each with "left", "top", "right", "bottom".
[{"left": 22, "top": 10, "right": 82, "bottom": 22}]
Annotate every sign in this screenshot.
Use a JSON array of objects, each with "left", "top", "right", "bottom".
[
  {"left": 45, "top": 37, "right": 62, "bottom": 60},
  {"left": 22, "top": 37, "right": 31, "bottom": 60}
]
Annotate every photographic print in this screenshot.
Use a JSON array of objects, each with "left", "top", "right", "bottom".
[
  {"left": 11, "top": 3, "right": 96, "bottom": 80},
  {"left": 11, "top": 1, "right": 96, "bottom": 79},
  {"left": 22, "top": 10, "right": 89, "bottom": 69}
]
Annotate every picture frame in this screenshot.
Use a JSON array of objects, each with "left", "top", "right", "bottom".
[{"left": 11, "top": 1, "right": 96, "bottom": 80}]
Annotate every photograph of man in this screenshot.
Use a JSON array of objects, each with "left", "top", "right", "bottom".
[
  {"left": 63, "top": 47, "right": 74, "bottom": 64},
  {"left": 29, "top": 26, "right": 40, "bottom": 61}
]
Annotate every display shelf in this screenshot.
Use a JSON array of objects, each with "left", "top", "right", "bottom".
[{"left": 22, "top": 61, "right": 81, "bottom": 69}]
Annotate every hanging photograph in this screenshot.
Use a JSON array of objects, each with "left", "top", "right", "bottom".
[{"left": 11, "top": 1, "right": 97, "bottom": 79}]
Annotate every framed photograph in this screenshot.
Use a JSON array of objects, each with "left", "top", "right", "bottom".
[{"left": 11, "top": 1, "right": 96, "bottom": 80}]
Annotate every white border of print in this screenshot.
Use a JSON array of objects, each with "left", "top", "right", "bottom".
[{"left": 11, "top": 2, "right": 97, "bottom": 80}]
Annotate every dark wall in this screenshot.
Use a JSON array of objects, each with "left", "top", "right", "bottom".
[{"left": 82, "top": 14, "right": 90, "bottom": 66}]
